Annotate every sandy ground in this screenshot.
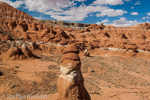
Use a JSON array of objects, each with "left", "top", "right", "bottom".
[{"left": 0, "top": 50, "right": 150, "bottom": 100}]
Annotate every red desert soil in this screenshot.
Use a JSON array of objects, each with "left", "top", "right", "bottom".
[{"left": 0, "top": 46, "right": 150, "bottom": 100}]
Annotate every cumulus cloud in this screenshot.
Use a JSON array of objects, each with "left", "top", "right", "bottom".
[
  {"left": 97, "top": 17, "right": 141, "bottom": 27},
  {"left": 147, "top": 13, "right": 150, "bottom": 16},
  {"left": 124, "top": 0, "right": 130, "bottom": 1},
  {"left": 142, "top": 17, "right": 146, "bottom": 20},
  {"left": 46, "top": 5, "right": 108, "bottom": 21},
  {"left": 96, "top": 19, "right": 109, "bottom": 25},
  {"left": 134, "top": 1, "right": 141, "bottom": 5},
  {"left": 1, "top": 0, "right": 127, "bottom": 22},
  {"left": 23, "top": 0, "right": 112, "bottom": 21},
  {"left": 89, "top": 14, "right": 94, "bottom": 17},
  {"left": 131, "top": 12, "right": 139, "bottom": 15},
  {"left": 111, "top": 17, "right": 140, "bottom": 27},
  {"left": 92, "top": 0, "right": 124, "bottom": 5},
  {"left": 24, "top": 0, "right": 71, "bottom": 12},
  {"left": 101, "top": 19, "right": 109, "bottom": 23},
  {"left": 96, "top": 9, "right": 127, "bottom": 17},
  {"left": 33, "top": 17, "right": 44, "bottom": 20},
  {"left": 0, "top": 0, "right": 24, "bottom": 8},
  {"left": 73, "top": 0, "right": 87, "bottom": 1},
  {"left": 142, "top": 16, "right": 150, "bottom": 20}
]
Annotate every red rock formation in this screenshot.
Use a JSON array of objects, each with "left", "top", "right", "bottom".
[
  {"left": 5, "top": 46, "right": 26, "bottom": 60},
  {"left": 4, "top": 43, "right": 34, "bottom": 60},
  {"left": 57, "top": 44, "right": 90, "bottom": 100},
  {"left": 0, "top": 18, "right": 71, "bottom": 44}
]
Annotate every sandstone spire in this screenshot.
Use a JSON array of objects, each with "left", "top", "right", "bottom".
[{"left": 57, "top": 44, "right": 91, "bottom": 100}]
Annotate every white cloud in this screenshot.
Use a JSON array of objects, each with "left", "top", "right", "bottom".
[
  {"left": 0, "top": 0, "right": 24, "bottom": 8},
  {"left": 147, "top": 13, "right": 150, "bottom": 16},
  {"left": 146, "top": 21, "right": 150, "bottom": 23},
  {"left": 92, "top": 0, "right": 124, "bottom": 5},
  {"left": 49, "top": 5, "right": 108, "bottom": 21},
  {"left": 101, "top": 17, "right": 140, "bottom": 27},
  {"left": 131, "top": 7, "right": 134, "bottom": 9},
  {"left": 21, "top": 0, "right": 111, "bottom": 21},
  {"left": 33, "top": 17, "right": 44, "bottom": 20},
  {"left": 134, "top": 1, "right": 141, "bottom": 5},
  {"left": 97, "top": 19, "right": 109, "bottom": 25},
  {"left": 142, "top": 16, "right": 150, "bottom": 20},
  {"left": 142, "top": 17, "right": 146, "bottom": 20},
  {"left": 1, "top": 0, "right": 127, "bottom": 22},
  {"left": 96, "top": 9, "right": 127, "bottom": 17},
  {"left": 101, "top": 19, "right": 109, "bottom": 23},
  {"left": 89, "top": 14, "right": 94, "bottom": 17},
  {"left": 124, "top": 0, "right": 131, "bottom": 1},
  {"left": 131, "top": 12, "right": 139, "bottom": 15},
  {"left": 73, "top": 0, "right": 87, "bottom": 1},
  {"left": 111, "top": 17, "right": 140, "bottom": 27},
  {"left": 24, "top": 0, "right": 71, "bottom": 12}
]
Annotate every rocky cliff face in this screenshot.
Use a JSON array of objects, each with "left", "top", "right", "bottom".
[
  {"left": 0, "top": 1, "right": 35, "bottom": 21},
  {"left": 38, "top": 20, "right": 90, "bottom": 29}
]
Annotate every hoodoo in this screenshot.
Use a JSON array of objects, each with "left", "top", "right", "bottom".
[{"left": 57, "top": 44, "right": 91, "bottom": 100}]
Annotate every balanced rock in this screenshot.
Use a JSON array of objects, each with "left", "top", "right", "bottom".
[{"left": 57, "top": 44, "right": 90, "bottom": 100}]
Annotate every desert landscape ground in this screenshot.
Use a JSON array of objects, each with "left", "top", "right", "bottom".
[{"left": 0, "top": 1, "right": 150, "bottom": 100}]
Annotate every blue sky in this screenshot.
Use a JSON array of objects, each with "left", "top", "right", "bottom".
[{"left": 1, "top": 0, "right": 150, "bottom": 27}]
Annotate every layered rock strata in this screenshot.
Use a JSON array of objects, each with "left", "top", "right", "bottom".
[{"left": 0, "top": 1, "right": 35, "bottom": 21}]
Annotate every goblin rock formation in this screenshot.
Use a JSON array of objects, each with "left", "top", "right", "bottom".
[
  {"left": 0, "top": 19, "right": 70, "bottom": 44},
  {"left": 57, "top": 44, "right": 90, "bottom": 100},
  {"left": 5, "top": 43, "right": 34, "bottom": 60}
]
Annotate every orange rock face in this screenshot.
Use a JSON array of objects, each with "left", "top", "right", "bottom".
[{"left": 57, "top": 44, "right": 91, "bottom": 100}]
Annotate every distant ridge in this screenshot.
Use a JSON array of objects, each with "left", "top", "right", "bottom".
[{"left": 38, "top": 20, "right": 91, "bottom": 29}]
